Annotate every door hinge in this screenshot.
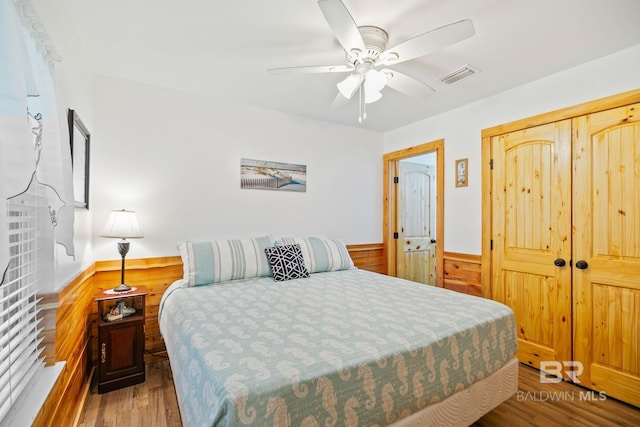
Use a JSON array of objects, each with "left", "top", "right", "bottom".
[
  {"left": 490, "top": 239, "right": 493, "bottom": 250},
  {"left": 393, "top": 232, "right": 399, "bottom": 239},
  {"left": 489, "top": 159, "right": 493, "bottom": 170},
  {"left": 393, "top": 176, "right": 399, "bottom": 184}
]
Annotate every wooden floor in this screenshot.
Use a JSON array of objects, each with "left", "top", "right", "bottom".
[
  {"left": 80, "top": 360, "right": 640, "bottom": 426},
  {"left": 79, "top": 362, "right": 181, "bottom": 427}
]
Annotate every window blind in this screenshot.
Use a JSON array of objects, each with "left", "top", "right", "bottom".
[
  {"left": 0, "top": 189, "right": 46, "bottom": 424},
  {"left": 1, "top": 1, "right": 74, "bottom": 423}
]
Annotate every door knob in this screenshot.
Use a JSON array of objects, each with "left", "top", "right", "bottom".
[
  {"left": 554, "top": 258, "right": 566, "bottom": 267},
  {"left": 575, "top": 260, "right": 588, "bottom": 270}
]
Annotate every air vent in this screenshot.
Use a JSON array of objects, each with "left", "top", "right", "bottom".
[{"left": 438, "top": 64, "right": 479, "bottom": 85}]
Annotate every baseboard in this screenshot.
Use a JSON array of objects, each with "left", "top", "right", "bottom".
[{"left": 72, "top": 367, "right": 94, "bottom": 427}]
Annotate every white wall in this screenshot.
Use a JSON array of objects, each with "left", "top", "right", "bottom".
[
  {"left": 33, "top": 0, "right": 95, "bottom": 290},
  {"left": 91, "top": 77, "right": 384, "bottom": 261},
  {"left": 31, "top": 0, "right": 640, "bottom": 277},
  {"left": 385, "top": 44, "right": 640, "bottom": 255}
]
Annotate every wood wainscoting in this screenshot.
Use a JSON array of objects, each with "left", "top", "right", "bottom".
[
  {"left": 347, "top": 243, "right": 385, "bottom": 274},
  {"left": 443, "top": 252, "right": 482, "bottom": 297},
  {"left": 33, "top": 243, "right": 384, "bottom": 426},
  {"left": 35, "top": 266, "right": 96, "bottom": 427}
]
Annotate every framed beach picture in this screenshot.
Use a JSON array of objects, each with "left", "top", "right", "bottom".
[
  {"left": 240, "top": 158, "right": 307, "bottom": 192},
  {"left": 455, "top": 158, "right": 468, "bottom": 188}
]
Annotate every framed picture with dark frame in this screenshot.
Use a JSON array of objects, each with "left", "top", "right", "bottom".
[{"left": 68, "top": 109, "right": 90, "bottom": 209}]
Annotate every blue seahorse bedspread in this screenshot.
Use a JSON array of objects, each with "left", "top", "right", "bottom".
[{"left": 159, "top": 269, "right": 517, "bottom": 427}]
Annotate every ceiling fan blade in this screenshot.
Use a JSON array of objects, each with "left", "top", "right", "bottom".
[
  {"left": 382, "top": 69, "right": 435, "bottom": 99},
  {"left": 380, "top": 19, "right": 475, "bottom": 65},
  {"left": 268, "top": 65, "right": 354, "bottom": 75},
  {"left": 331, "top": 92, "right": 350, "bottom": 108},
  {"left": 318, "top": 0, "right": 366, "bottom": 55}
]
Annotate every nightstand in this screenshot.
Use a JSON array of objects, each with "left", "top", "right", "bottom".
[{"left": 95, "top": 286, "right": 147, "bottom": 393}]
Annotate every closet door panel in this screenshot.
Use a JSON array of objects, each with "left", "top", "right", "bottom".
[
  {"left": 491, "top": 120, "right": 573, "bottom": 371},
  {"left": 573, "top": 103, "right": 640, "bottom": 407}
]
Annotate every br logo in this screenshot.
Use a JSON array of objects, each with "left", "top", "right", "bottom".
[{"left": 540, "top": 361, "right": 584, "bottom": 384}]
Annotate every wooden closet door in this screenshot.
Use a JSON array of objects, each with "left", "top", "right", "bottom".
[
  {"left": 491, "top": 120, "right": 573, "bottom": 371},
  {"left": 573, "top": 103, "right": 640, "bottom": 407}
]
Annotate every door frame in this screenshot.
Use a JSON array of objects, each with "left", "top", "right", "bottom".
[
  {"left": 480, "top": 89, "right": 640, "bottom": 298},
  {"left": 383, "top": 139, "right": 444, "bottom": 286}
]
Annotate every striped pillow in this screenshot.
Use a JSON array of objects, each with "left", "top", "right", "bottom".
[
  {"left": 178, "top": 236, "right": 273, "bottom": 286},
  {"left": 275, "top": 237, "right": 354, "bottom": 273}
]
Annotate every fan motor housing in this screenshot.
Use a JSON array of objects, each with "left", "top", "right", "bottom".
[{"left": 346, "top": 26, "right": 388, "bottom": 64}]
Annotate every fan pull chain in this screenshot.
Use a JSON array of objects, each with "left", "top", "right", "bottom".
[
  {"left": 358, "top": 85, "right": 362, "bottom": 123},
  {"left": 358, "top": 83, "right": 367, "bottom": 123}
]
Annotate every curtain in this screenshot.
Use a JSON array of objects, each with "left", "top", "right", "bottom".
[{"left": 0, "top": 0, "right": 74, "bottom": 274}]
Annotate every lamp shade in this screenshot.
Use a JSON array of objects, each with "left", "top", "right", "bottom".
[
  {"left": 100, "top": 209, "right": 143, "bottom": 239},
  {"left": 363, "top": 69, "right": 386, "bottom": 104},
  {"left": 364, "top": 88, "right": 382, "bottom": 104},
  {"left": 337, "top": 74, "right": 363, "bottom": 99},
  {"left": 365, "top": 69, "right": 387, "bottom": 92}
]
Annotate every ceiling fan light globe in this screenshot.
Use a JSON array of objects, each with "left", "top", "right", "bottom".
[
  {"left": 364, "top": 89, "right": 382, "bottom": 104},
  {"left": 337, "top": 74, "right": 361, "bottom": 99},
  {"left": 365, "top": 69, "right": 387, "bottom": 93}
]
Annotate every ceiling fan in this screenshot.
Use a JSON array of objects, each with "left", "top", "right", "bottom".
[{"left": 268, "top": 0, "right": 475, "bottom": 122}]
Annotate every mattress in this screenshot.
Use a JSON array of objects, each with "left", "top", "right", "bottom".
[{"left": 159, "top": 268, "right": 517, "bottom": 426}]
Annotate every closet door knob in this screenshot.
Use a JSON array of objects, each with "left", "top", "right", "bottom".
[
  {"left": 575, "top": 260, "right": 589, "bottom": 270},
  {"left": 554, "top": 258, "right": 566, "bottom": 267}
]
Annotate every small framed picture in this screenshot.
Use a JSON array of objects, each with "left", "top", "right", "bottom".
[
  {"left": 68, "top": 109, "right": 90, "bottom": 209},
  {"left": 455, "top": 158, "right": 468, "bottom": 188},
  {"left": 240, "top": 158, "right": 307, "bottom": 192}
]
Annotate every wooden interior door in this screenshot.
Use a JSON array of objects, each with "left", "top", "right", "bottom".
[
  {"left": 397, "top": 161, "right": 436, "bottom": 285},
  {"left": 573, "top": 103, "right": 640, "bottom": 407},
  {"left": 491, "top": 120, "right": 573, "bottom": 370}
]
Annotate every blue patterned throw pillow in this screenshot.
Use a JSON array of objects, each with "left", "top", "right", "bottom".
[{"left": 264, "top": 244, "right": 310, "bottom": 281}]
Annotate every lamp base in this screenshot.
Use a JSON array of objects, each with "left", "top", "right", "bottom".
[{"left": 113, "top": 284, "right": 132, "bottom": 292}]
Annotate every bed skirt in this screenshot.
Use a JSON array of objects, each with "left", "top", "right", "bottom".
[{"left": 392, "top": 357, "right": 519, "bottom": 427}]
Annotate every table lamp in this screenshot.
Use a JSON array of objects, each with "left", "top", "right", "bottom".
[{"left": 100, "top": 209, "right": 143, "bottom": 292}]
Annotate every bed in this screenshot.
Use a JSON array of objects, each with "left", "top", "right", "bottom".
[{"left": 159, "top": 236, "right": 518, "bottom": 427}]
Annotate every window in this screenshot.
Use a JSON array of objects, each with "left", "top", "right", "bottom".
[
  {"left": 0, "top": 2, "right": 74, "bottom": 423},
  {"left": 0, "top": 185, "right": 50, "bottom": 423}
]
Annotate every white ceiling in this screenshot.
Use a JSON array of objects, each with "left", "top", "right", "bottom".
[{"left": 64, "top": 0, "right": 640, "bottom": 132}]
